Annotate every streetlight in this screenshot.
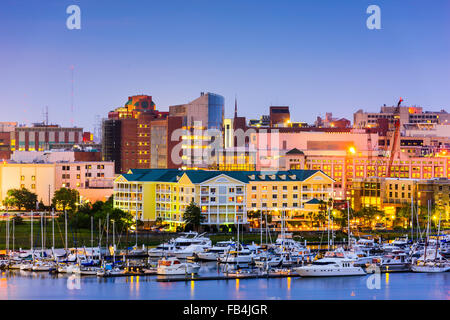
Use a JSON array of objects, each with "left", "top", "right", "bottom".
[{"left": 348, "top": 146, "right": 356, "bottom": 155}]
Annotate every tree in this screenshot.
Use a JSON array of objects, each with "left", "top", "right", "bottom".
[
  {"left": 12, "top": 214, "right": 24, "bottom": 225},
  {"left": 3, "top": 188, "right": 37, "bottom": 210},
  {"left": 183, "top": 201, "right": 204, "bottom": 232},
  {"left": 397, "top": 205, "right": 413, "bottom": 228},
  {"left": 357, "top": 205, "right": 384, "bottom": 227},
  {"left": 52, "top": 188, "right": 79, "bottom": 212}
]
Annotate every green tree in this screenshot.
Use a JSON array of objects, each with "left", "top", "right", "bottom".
[
  {"left": 183, "top": 201, "right": 204, "bottom": 232},
  {"left": 3, "top": 188, "right": 37, "bottom": 210},
  {"left": 12, "top": 214, "right": 24, "bottom": 225},
  {"left": 397, "top": 205, "right": 413, "bottom": 228},
  {"left": 357, "top": 205, "right": 384, "bottom": 227},
  {"left": 52, "top": 188, "right": 79, "bottom": 212}
]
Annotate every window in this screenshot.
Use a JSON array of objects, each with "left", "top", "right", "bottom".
[
  {"left": 283, "top": 186, "right": 287, "bottom": 190},
  {"left": 76, "top": 174, "right": 80, "bottom": 179},
  {"left": 272, "top": 203, "right": 277, "bottom": 207},
  {"left": 31, "top": 176, "right": 35, "bottom": 181},
  {"left": 77, "top": 166, "right": 80, "bottom": 170},
  {"left": 273, "top": 186, "right": 277, "bottom": 190},
  {"left": 31, "top": 184, "right": 35, "bottom": 189},
  {"left": 20, "top": 184, "right": 25, "bottom": 188},
  {"left": 252, "top": 186, "right": 257, "bottom": 191},
  {"left": 20, "top": 175, "right": 25, "bottom": 181},
  {"left": 272, "top": 194, "right": 277, "bottom": 199}
]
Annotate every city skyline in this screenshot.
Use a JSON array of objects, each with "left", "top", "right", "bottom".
[{"left": 1, "top": 0, "right": 450, "bottom": 133}]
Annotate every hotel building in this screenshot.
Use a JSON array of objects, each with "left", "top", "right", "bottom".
[{"left": 113, "top": 169, "right": 334, "bottom": 230}]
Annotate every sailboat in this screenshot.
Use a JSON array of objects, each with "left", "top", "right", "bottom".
[{"left": 412, "top": 202, "right": 450, "bottom": 273}]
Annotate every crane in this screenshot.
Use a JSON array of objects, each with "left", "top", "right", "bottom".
[{"left": 386, "top": 98, "right": 403, "bottom": 177}]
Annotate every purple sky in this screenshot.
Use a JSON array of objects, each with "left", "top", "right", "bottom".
[{"left": 1, "top": 0, "right": 449, "bottom": 136}]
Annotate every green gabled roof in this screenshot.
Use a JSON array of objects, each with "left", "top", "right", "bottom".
[
  {"left": 305, "top": 198, "right": 321, "bottom": 204},
  {"left": 182, "top": 171, "right": 249, "bottom": 184},
  {"left": 119, "top": 169, "right": 328, "bottom": 183}
]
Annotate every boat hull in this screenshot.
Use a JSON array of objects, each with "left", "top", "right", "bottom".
[{"left": 295, "top": 266, "right": 366, "bottom": 277}]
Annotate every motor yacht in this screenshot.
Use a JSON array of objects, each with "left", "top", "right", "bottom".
[
  {"left": 173, "top": 243, "right": 211, "bottom": 259},
  {"left": 294, "top": 249, "right": 366, "bottom": 277},
  {"left": 148, "top": 242, "right": 177, "bottom": 258},
  {"left": 218, "top": 249, "right": 255, "bottom": 264},
  {"left": 195, "top": 240, "right": 235, "bottom": 261},
  {"left": 156, "top": 257, "right": 200, "bottom": 275},
  {"left": 369, "top": 250, "right": 411, "bottom": 272}
]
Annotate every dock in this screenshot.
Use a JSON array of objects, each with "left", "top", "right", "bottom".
[{"left": 156, "top": 273, "right": 301, "bottom": 282}]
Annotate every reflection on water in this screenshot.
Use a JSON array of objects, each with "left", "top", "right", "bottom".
[{"left": 0, "top": 264, "right": 448, "bottom": 300}]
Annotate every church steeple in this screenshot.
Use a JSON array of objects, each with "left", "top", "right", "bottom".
[{"left": 234, "top": 96, "right": 238, "bottom": 118}]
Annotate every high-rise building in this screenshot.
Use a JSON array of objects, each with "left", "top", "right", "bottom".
[
  {"left": 169, "top": 92, "right": 225, "bottom": 169},
  {"left": 102, "top": 95, "right": 183, "bottom": 173}
]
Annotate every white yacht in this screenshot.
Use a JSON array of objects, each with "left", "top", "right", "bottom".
[
  {"left": 294, "top": 249, "right": 366, "bottom": 277},
  {"left": 148, "top": 232, "right": 212, "bottom": 257},
  {"left": 148, "top": 242, "right": 177, "bottom": 258},
  {"left": 173, "top": 244, "right": 211, "bottom": 259},
  {"left": 218, "top": 249, "right": 255, "bottom": 264},
  {"left": 254, "top": 254, "right": 282, "bottom": 268},
  {"left": 196, "top": 240, "right": 235, "bottom": 261},
  {"left": 156, "top": 257, "right": 200, "bottom": 275},
  {"left": 31, "top": 260, "right": 55, "bottom": 272},
  {"left": 392, "top": 236, "right": 410, "bottom": 247}
]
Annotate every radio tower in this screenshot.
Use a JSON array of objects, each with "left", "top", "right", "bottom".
[{"left": 70, "top": 65, "right": 75, "bottom": 126}]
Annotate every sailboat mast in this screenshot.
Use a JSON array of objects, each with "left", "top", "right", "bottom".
[
  {"left": 52, "top": 208, "right": 55, "bottom": 249},
  {"left": 347, "top": 200, "right": 350, "bottom": 249},
  {"left": 424, "top": 200, "right": 430, "bottom": 262},
  {"left": 113, "top": 220, "right": 115, "bottom": 264},
  {"left": 12, "top": 216, "right": 15, "bottom": 253},
  {"left": 410, "top": 193, "right": 414, "bottom": 242},
  {"left": 6, "top": 212, "right": 9, "bottom": 259},
  {"left": 237, "top": 215, "right": 239, "bottom": 254},
  {"left": 31, "top": 210, "right": 34, "bottom": 261},
  {"left": 327, "top": 207, "right": 330, "bottom": 251},
  {"left": 41, "top": 213, "right": 44, "bottom": 255},
  {"left": 91, "top": 216, "right": 94, "bottom": 249},
  {"left": 434, "top": 207, "right": 441, "bottom": 262},
  {"left": 260, "top": 211, "right": 262, "bottom": 245},
  {"left": 64, "top": 210, "right": 68, "bottom": 254}
]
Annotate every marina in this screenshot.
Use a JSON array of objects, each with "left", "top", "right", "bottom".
[{"left": 0, "top": 225, "right": 448, "bottom": 300}]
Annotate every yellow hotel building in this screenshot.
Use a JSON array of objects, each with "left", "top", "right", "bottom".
[{"left": 114, "top": 169, "right": 334, "bottom": 230}]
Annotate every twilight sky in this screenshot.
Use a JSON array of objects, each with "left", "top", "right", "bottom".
[{"left": 1, "top": 0, "right": 449, "bottom": 135}]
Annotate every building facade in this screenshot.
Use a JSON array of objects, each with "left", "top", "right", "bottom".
[
  {"left": 0, "top": 161, "right": 115, "bottom": 207},
  {"left": 113, "top": 169, "right": 334, "bottom": 231}
]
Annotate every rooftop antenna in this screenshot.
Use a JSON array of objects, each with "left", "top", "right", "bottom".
[
  {"left": 70, "top": 65, "right": 75, "bottom": 127},
  {"left": 43, "top": 106, "right": 49, "bottom": 126}
]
